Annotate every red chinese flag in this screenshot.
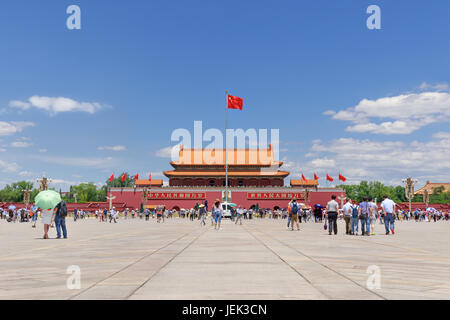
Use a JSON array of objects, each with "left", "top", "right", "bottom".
[
  {"left": 339, "top": 174, "right": 347, "bottom": 182},
  {"left": 149, "top": 173, "right": 152, "bottom": 181},
  {"left": 326, "top": 174, "right": 334, "bottom": 182},
  {"left": 108, "top": 174, "right": 114, "bottom": 182},
  {"left": 121, "top": 174, "right": 127, "bottom": 182},
  {"left": 302, "top": 174, "right": 307, "bottom": 181},
  {"left": 314, "top": 173, "right": 319, "bottom": 180},
  {"left": 134, "top": 174, "right": 139, "bottom": 181},
  {"left": 227, "top": 95, "right": 243, "bottom": 110}
]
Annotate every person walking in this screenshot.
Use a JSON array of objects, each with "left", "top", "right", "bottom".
[
  {"left": 289, "top": 199, "right": 300, "bottom": 231},
  {"left": 381, "top": 195, "right": 396, "bottom": 235},
  {"left": 286, "top": 200, "right": 292, "bottom": 229},
  {"left": 235, "top": 206, "right": 244, "bottom": 225},
  {"left": 326, "top": 195, "right": 339, "bottom": 235},
  {"left": 199, "top": 204, "right": 207, "bottom": 226},
  {"left": 350, "top": 199, "right": 360, "bottom": 235},
  {"left": 212, "top": 200, "right": 223, "bottom": 230},
  {"left": 41, "top": 208, "right": 54, "bottom": 239},
  {"left": 54, "top": 200, "right": 68, "bottom": 239},
  {"left": 342, "top": 198, "right": 352, "bottom": 235},
  {"left": 109, "top": 207, "right": 117, "bottom": 223},
  {"left": 359, "top": 197, "right": 370, "bottom": 236},
  {"left": 31, "top": 207, "right": 39, "bottom": 228},
  {"left": 368, "top": 197, "right": 377, "bottom": 235}
]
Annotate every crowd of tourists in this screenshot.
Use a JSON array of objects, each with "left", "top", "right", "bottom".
[{"left": 2, "top": 196, "right": 449, "bottom": 239}]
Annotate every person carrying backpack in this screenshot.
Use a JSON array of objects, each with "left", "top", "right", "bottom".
[
  {"left": 289, "top": 198, "right": 300, "bottom": 231},
  {"left": 55, "top": 200, "right": 68, "bottom": 239},
  {"left": 350, "top": 199, "right": 360, "bottom": 235}
]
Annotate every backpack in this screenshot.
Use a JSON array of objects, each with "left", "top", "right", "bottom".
[
  {"left": 59, "top": 201, "right": 68, "bottom": 217},
  {"left": 351, "top": 205, "right": 359, "bottom": 218},
  {"left": 291, "top": 203, "right": 299, "bottom": 215}
]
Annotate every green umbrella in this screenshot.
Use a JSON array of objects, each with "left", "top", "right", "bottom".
[
  {"left": 228, "top": 203, "right": 237, "bottom": 208},
  {"left": 35, "top": 190, "right": 62, "bottom": 210}
]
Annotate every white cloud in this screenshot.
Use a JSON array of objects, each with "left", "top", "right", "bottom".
[
  {"left": 419, "top": 82, "right": 449, "bottom": 91},
  {"left": 433, "top": 132, "right": 450, "bottom": 140},
  {"left": 303, "top": 135, "right": 450, "bottom": 184},
  {"left": 0, "top": 160, "right": 20, "bottom": 173},
  {"left": 19, "top": 171, "right": 38, "bottom": 177},
  {"left": 0, "top": 121, "right": 35, "bottom": 136},
  {"left": 11, "top": 141, "right": 32, "bottom": 148},
  {"left": 39, "top": 149, "right": 47, "bottom": 153},
  {"left": 98, "top": 145, "right": 126, "bottom": 152},
  {"left": 155, "top": 145, "right": 181, "bottom": 158},
  {"left": 309, "top": 158, "right": 336, "bottom": 168},
  {"left": 32, "top": 155, "right": 116, "bottom": 168},
  {"left": 0, "top": 148, "right": 6, "bottom": 152},
  {"left": 9, "top": 96, "right": 106, "bottom": 115},
  {"left": 325, "top": 91, "right": 450, "bottom": 134}
]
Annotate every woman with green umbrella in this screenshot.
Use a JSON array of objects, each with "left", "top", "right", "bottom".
[{"left": 35, "top": 190, "right": 62, "bottom": 239}]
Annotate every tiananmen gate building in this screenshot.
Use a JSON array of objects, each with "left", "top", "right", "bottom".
[{"left": 110, "top": 146, "right": 345, "bottom": 210}]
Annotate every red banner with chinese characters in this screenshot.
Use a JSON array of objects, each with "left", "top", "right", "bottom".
[
  {"left": 247, "top": 193, "right": 305, "bottom": 200},
  {"left": 147, "top": 192, "right": 206, "bottom": 200}
]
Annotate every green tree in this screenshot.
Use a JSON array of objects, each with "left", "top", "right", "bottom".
[
  {"left": 337, "top": 181, "right": 406, "bottom": 203},
  {"left": 0, "top": 181, "right": 35, "bottom": 202}
]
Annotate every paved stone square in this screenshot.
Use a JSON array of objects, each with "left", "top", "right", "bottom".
[{"left": 1, "top": 217, "right": 449, "bottom": 300}]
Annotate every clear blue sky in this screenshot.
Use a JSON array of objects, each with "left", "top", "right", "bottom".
[{"left": 1, "top": 0, "right": 449, "bottom": 190}]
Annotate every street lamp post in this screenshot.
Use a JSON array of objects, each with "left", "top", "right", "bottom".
[
  {"left": 402, "top": 177, "right": 418, "bottom": 214},
  {"left": 23, "top": 189, "right": 31, "bottom": 208},
  {"left": 36, "top": 175, "right": 52, "bottom": 191},
  {"left": 423, "top": 189, "right": 430, "bottom": 209},
  {"left": 305, "top": 188, "right": 311, "bottom": 207},
  {"left": 142, "top": 187, "right": 148, "bottom": 210}
]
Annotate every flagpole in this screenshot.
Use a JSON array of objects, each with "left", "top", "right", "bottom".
[{"left": 225, "top": 91, "right": 229, "bottom": 206}]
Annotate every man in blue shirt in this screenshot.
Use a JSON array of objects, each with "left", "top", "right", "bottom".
[{"left": 359, "top": 197, "right": 370, "bottom": 236}]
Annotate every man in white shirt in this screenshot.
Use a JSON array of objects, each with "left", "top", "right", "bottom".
[
  {"left": 342, "top": 198, "right": 353, "bottom": 235},
  {"left": 235, "top": 206, "right": 244, "bottom": 225},
  {"left": 109, "top": 207, "right": 118, "bottom": 223},
  {"left": 326, "top": 195, "right": 340, "bottom": 235},
  {"left": 381, "top": 195, "right": 396, "bottom": 235}
]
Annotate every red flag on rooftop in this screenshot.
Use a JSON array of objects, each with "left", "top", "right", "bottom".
[
  {"left": 134, "top": 174, "right": 139, "bottom": 181},
  {"left": 227, "top": 95, "right": 243, "bottom": 110},
  {"left": 314, "top": 173, "right": 319, "bottom": 180},
  {"left": 121, "top": 173, "right": 127, "bottom": 182},
  {"left": 326, "top": 174, "right": 334, "bottom": 182},
  {"left": 108, "top": 174, "right": 114, "bottom": 182},
  {"left": 302, "top": 174, "right": 307, "bottom": 181},
  {"left": 339, "top": 174, "right": 347, "bottom": 182}
]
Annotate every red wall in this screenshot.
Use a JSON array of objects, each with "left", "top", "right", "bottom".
[{"left": 108, "top": 188, "right": 347, "bottom": 210}]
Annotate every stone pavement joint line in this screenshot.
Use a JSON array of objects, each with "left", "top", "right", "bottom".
[
  {"left": 244, "top": 226, "right": 387, "bottom": 300},
  {"left": 69, "top": 229, "right": 202, "bottom": 300},
  {"left": 1, "top": 219, "right": 449, "bottom": 300},
  {"left": 124, "top": 229, "right": 207, "bottom": 300}
]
